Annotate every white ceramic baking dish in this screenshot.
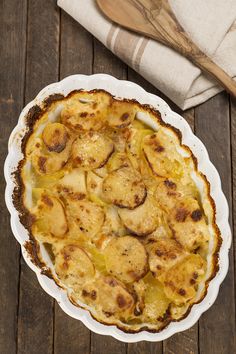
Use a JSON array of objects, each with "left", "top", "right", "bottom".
[{"left": 4, "top": 74, "right": 231, "bottom": 342}]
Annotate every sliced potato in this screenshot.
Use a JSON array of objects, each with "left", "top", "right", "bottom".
[
  {"left": 106, "top": 126, "right": 132, "bottom": 152},
  {"left": 54, "top": 244, "right": 95, "bottom": 290},
  {"left": 107, "top": 99, "right": 138, "bottom": 128},
  {"left": 107, "top": 152, "right": 132, "bottom": 172},
  {"left": 93, "top": 166, "right": 108, "bottom": 178},
  {"left": 102, "top": 166, "right": 147, "bottom": 209},
  {"left": 168, "top": 197, "right": 209, "bottom": 251},
  {"left": 81, "top": 276, "right": 134, "bottom": 316},
  {"left": 143, "top": 131, "right": 183, "bottom": 178},
  {"left": 118, "top": 194, "right": 160, "bottom": 236},
  {"left": 88, "top": 246, "right": 107, "bottom": 273},
  {"left": 143, "top": 275, "right": 170, "bottom": 322},
  {"left": 57, "top": 168, "right": 86, "bottom": 199},
  {"left": 66, "top": 199, "right": 104, "bottom": 239},
  {"left": 87, "top": 171, "right": 103, "bottom": 196},
  {"left": 42, "top": 122, "right": 69, "bottom": 152},
  {"left": 102, "top": 206, "right": 126, "bottom": 237},
  {"left": 104, "top": 236, "right": 148, "bottom": 283},
  {"left": 155, "top": 179, "right": 199, "bottom": 212},
  {"left": 35, "top": 194, "right": 67, "bottom": 237},
  {"left": 126, "top": 128, "right": 153, "bottom": 170},
  {"left": 71, "top": 132, "right": 114, "bottom": 170},
  {"left": 61, "top": 91, "right": 110, "bottom": 131},
  {"left": 155, "top": 179, "right": 182, "bottom": 211},
  {"left": 32, "top": 136, "right": 72, "bottom": 175},
  {"left": 159, "top": 254, "right": 206, "bottom": 305},
  {"left": 146, "top": 238, "right": 187, "bottom": 278}
]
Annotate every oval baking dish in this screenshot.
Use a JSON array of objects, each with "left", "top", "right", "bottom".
[{"left": 4, "top": 74, "right": 231, "bottom": 342}]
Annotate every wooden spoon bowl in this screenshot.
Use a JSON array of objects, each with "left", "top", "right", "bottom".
[{"left": 97, "top": 0, "right": 236, "bottom": 98}]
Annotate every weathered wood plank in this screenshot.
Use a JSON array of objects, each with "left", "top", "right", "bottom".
[
  {"left": 90, "top": 38, "right": 127, "bottom": 354},
  {"left": 0, "top": 0, "right": 27, "bottom": 353},
  {"left": 17, "top": 261, "right": 54, "bottom": 354},
  {"left": 54, "top": 305, "right": 90, "bottom": 354},
  {"left": 60, "top": 11, "right": 93, "bottom": 78},
  {"left": 17, "top": 1, "right": 60, "bottom": 354},
  {"left": 231, "top": 96, "right": 236, "bottom": 308},
  {"left": 25, "top": 0, "right": 60, "bottom": 101},
  {"left": 195, "top": 93, "right": 236, "bottom": 354},
  {"left": 128, "top": 342, "right": 163, "bottom": 354},
  {"left": 54, "top": 11, "right": 92, "bottom": 354},
  {"left": 163, "top": 324, "right": 198, "bottom": 354}
]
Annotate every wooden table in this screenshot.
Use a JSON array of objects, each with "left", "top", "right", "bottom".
[{"left": 1, "top": 1, "right": 235, "bottom": 353}]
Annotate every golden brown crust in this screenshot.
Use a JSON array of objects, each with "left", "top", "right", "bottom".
[{"left": 12, "top": 88, "right": 222, "bottom": 334}]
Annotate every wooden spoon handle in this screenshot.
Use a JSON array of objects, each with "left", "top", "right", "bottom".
[{"left": 144, "top": 1, "right": 236, "bottom": 97}]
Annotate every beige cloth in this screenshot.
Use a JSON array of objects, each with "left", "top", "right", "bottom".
[{"left": 57, "top": 0, "right": 236, "bottom": 110}]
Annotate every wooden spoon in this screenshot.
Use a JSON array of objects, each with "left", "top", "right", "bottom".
[{"left": 96, "top": 0, "right": 236, "bottom": 98}]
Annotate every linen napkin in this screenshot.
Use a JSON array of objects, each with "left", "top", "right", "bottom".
[{"left": 57, "top": 0, "right": 236, "bottom": 110}]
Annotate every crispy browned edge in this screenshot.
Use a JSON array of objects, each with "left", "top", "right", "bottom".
[{"left": 12, "top": 89, "right": 222, "bottom": 334}]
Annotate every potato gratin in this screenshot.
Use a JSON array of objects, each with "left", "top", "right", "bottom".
[{"left": 14, "top": 90, "right": 221, "bottom": 332}]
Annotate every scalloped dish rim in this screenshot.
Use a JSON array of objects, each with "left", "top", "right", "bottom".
[{"left": 4, "top": 74, "right": 231, "bottom": 343}]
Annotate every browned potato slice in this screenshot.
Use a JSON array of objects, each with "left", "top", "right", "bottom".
[
  {"left": 107, "top": 99, "right": 138, "bottom": 128},
  {"left": 118, "top": 194, "right": 160, "bottom": 236},
  {"left": 81, "top": 276, "right": 134, "bottom": 316},
  {"left": 159, "top": 254, "right": 206, "bottom": 305},
  {"left": 155, "top": 179, "right": 182, "bottom": 211},
  {"left": 61, "top": 91, "right": 110, "bottom": 131},
  {"left": 168, "top": 197, "right": 209, "bottom": 251},
  {"left": 35, "top": 194, "right": 68, "bottom": 237},
  {"left": 102, "top": 166, "right": 147, "bottom": 209},
  {"left": 146, "top": 238, "right": 187, "bottom": 278},
  {"left": 42, "top": 122, "right": 68, "bottom": 152},
  {"left": 107, "top": 152, "right": 132, "bottom": 172},
  {"left": 143, "top": 131, "right": 183, "bottom": 177},
  {"left": 155, "top": 179, "right": 199, "bottom": 212},
  {"left": 104, "top": 236, "right": 148, "bottom": 283},
  {"left": 32, "top": 136, "right": 72, "bottom": 175},
  {"left": 54, "top": 244, "right": 95, "bottom": 290},
  {"left": 58, "top": 168, "right": 86, "bottom": 199},
  {"left": 71, "top": 132, "right": 114, "bottom": 170},
  {"left": 106, "top": 126, "right": 132, "bottom": 152},
  {"left": 66, "top": 199, "right": 105, "bottom": 238}
]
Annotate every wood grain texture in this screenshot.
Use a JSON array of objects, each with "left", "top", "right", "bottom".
[
  {"left": 18, "top": 262, "right": 54, "bottom": 354},
  {"left": 231, "top": 96, "right": 236, "bottom": 295},
  {"left": 60, "top": 11, "right": 93, "bottom": 78},
  {"left": 163, "top": 324, "right": 198, "bottom": 354},
  {"left": 54, "top": 11, "right": 92, "bottom": 354},
  {"left": 97, "top": 0, "right": 236, "bottom": 98},
  {"left": 195, "top": 93, "right": 236, "bottom": 354},
  {"left": 0, "top": 1, "right": 27, "bottom": 353},
  {"left": 128, "top": 341, "right": 162, "bottom": 354},
  {"left": 17, "top": 1, "right": 60, "bottom": 353},
  {"left": 25, "top": 0, "right": 60, "bottom": 101},
  {"left": 54, "top": 305, "right": 90, "bottom": 354}
]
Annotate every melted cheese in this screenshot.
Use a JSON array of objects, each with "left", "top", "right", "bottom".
[{"left": 21, "top": 90, "right": 219, "bottom": 332}]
